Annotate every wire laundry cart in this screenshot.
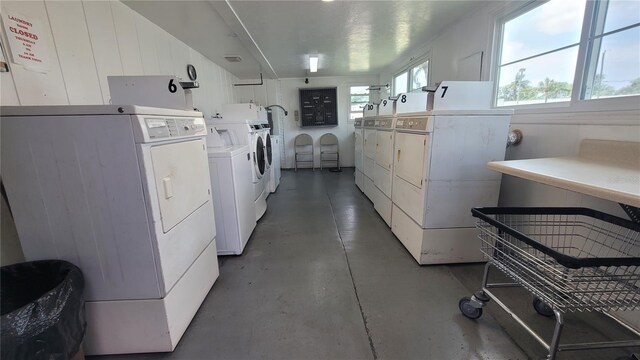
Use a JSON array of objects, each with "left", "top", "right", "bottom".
[{"left": 459, "top": 207, "right": 640, "bottom": 360}]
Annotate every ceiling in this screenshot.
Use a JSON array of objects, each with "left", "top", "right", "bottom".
[
  {"left": 126, "top": 0, "right": 485, "bottom": 79},
  {"left": 123, "top": 0, "right": 264, "bottom": 78}
]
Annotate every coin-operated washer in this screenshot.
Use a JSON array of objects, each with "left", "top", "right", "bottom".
[
  {"left": 257, "top": 111, "right": 273, "bottom": 198},
  {"left": 215, "top": 103, "right": 269, "bottom": 221},
  {"left": 391, "top": 81, "right": 513, "bottom": 264},
  {"left": 373, "top": 97, "right": 396, "bottom": 227},
  {"left": 362, "top": 103, "right": 378, "bottom": 202}
]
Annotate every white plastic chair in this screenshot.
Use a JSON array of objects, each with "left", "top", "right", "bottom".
[
  {"left": 294, "top": 134, "right": 314, "bottom": 171},
  {"left": 319, "top": 133, "right": 339, "bottom": 171}
]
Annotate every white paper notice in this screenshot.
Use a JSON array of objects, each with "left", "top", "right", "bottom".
[{"left": 2, "top": 11, "right": 49, "bottom": 72}]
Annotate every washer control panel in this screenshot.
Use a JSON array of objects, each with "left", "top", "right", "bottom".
[
  {"left": 364, "top": 119, "right": 376, "bottom": 128},
  {"left": 395, "top": 116, "right": 431, "bottom": 131}
]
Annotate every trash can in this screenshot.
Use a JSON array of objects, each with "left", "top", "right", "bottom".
[{"left": 1, "top": 260, "right": 86, "bottom": 360}]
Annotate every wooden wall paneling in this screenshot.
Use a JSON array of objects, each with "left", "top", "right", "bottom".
[
  {"left": 45, "top": 0, "right": 102, "bottom": 104},
  {"left": 82, "top": 0, "right": 123, "bottom": 104},
  {"left": 1, "top": 0, "right": 68, "bottom": 104},
  {"left": 134, "top": 13, "right": 160, "bottom": 76},
  {"left": 110, "top": 1, "right": 143, "bottom": 75},
  {"left": 154, "top": 25, "right": 174, "bottom": 76}
]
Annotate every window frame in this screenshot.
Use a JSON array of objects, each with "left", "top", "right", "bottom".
[
  {"left": 348, "top": 85, "right": 370, "bottom": 122},
  {"left": 393, "top": 72, "right": 409, "bottom": 97},
  {"left": 492, "top": 0, "right": 640, "bottom": 111}
]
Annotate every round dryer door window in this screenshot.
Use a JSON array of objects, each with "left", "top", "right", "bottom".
[
  {"left": 255, "top": 136, "right": 266, "bottom": 176},
  {"left": 265, "top": 134, "right": 273, "bottom": 166}
]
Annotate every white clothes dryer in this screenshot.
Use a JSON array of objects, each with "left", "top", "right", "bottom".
[
  {"left": 2, "top": 105, "right": 219, "bottom": 355},
  {"left": 207, "top": 145, "right": 256, "bottom": 255},
  {"left": 373, "top": 98, "right": 396, "bottom": 227},
  {"left": 354, "top": 118, "right": 364, "bottom": 192},
  {"left": 390, "top": 82, "right": 512, "bottom": 265},
  {"left": 362, "top": 103, "right": 379, "bottom": 202},
  {"left": 362, "top": 117, "right": 378, "bottom": 202}
]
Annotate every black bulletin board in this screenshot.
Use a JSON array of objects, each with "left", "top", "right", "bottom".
[{"left": 299, "top": 87, "right": 338, "bottom": 127}]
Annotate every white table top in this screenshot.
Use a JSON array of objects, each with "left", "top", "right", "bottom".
[{"left": 488, "top": 156, "right": 640, "bottom": 207}]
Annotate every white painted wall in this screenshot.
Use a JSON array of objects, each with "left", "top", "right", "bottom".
[
  {"left": 0, "top": 0, "right": 239, "bottom": 117},
  {"left": 379, "top": 1, "right": 640, "bottom": 329},
  {"left": 278, "top": 76, "right": 379, "bottom": 169},
  {"left": 232, "top": 75, "right": 380, "bottom": 169},
  {"left": 0, "top": 0, "right": 241, "bottom": 265}
]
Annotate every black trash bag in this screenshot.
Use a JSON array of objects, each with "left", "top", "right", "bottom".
[{"left": 1, "top": 260, "right": 86, "bottom": 360}]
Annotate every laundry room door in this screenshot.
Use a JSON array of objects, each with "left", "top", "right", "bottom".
[
  {"left": 394, "top": 132, "right": 428, "bottom": 189},
  {"left": 151, "top": 139, "right": 211, "bottom": 233},
  {"left": 376, "top": 131, "right": 393, "bottom": 169}
]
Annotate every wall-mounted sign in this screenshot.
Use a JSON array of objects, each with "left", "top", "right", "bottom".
[{"left": 2, "top": 11, "right": 49, "bottom": 72}]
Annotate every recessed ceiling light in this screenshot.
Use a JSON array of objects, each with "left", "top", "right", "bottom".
[{"left": 309, "top": 56, "right": 318, "bottom": 73}]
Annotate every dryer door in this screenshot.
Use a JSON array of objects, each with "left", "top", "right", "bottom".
[
  {"left": 364, "top": 129, "right": 376, "bottom": 159},
  {"left": 375, "top": 130, "right": 393, "bottom": 169},
  {"left": 265, "top": 133, "right": 273, "bottom": 166},
  {"left": 254, "top": 135, "right": 266, "bottom": 178},
  {"left": 394, "top": 132, "right": 428, "bottom": 189},
  {"left": 150, "top": 139, "right": 211, "bottom": 233}
]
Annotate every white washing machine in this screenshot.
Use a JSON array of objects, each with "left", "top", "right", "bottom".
[
  {"left": 1, "top": 105, "right": 219, "bottom": 355},
  {"left": 354, "top": 118, "right": 364, "bottom": 192},
  {"left": 207, "top": 144, "right": 256, "bottom": 255},
  {"left": 373, "top": 98, "right": 397, "bottom": 227},
  {"left": 217, "top": 103, "right": 269, "bottom": 221},
  {"left": 390, "top": 81, "right": 512, "bottom": 265},
  {"left": 362, "top": 103, "right": 378, "bottom": 202},
  {"left": 258, "top": 118, "right": 273, "bottom": 198},
  {"left": 269, "top": 134, "right": 282, "bottom": 193}
]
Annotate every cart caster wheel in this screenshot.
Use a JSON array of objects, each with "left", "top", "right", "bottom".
[
  {"left": 459, "top": 297, "right": 483, "bottom": 320},
  {"left": 533, "top": 297, "right": 554, "bottom": 317}
]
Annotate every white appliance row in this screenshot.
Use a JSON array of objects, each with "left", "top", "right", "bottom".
[
  {"left": 354, "top": 81, "right": 512, "bottom": 265},
  {"left": 354, "top": 118, "right": 365, "bottom": 191},
  {"left": 1, "top": 78, "right": 282, "bottom": 357},
  {"left": 2, "top": 105, "right": 219, "bottom": 355},
  {"left": 205, "top": 103, "right": 281, "bottom": 255}
]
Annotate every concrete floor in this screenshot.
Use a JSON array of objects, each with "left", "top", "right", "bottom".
[{"left": 92, "top": 169, "right": 638, "bottom": 360}]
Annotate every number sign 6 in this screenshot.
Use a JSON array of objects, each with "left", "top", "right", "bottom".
[{"left": 168, "top": 79, "right": 177, "bottom": 93}]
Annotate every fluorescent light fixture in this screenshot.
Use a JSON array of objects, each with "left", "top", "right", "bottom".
[
  {"left": 322, "top": 0, "right": 334, "bottom": 2},
  {"left": 309, "top": 56, "right": 318, "bottom": 72}
]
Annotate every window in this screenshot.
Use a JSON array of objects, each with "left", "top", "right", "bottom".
[
  {"left": 495, "top": 0, "right": 640, "bottom": 107},
  {"left": 349, "top": 86, "right": 370, "bottom": 120},
  {"left": 393, "top": 72, "right": 408, "bottom": 96},
  {"left": 410, "top": 60, "right": 429, "bottom": 91},
  {"left": 393, "top": 59, "right": 430, "bottom": 96},
  {"left": 583, "top": 1, "right": 640, "bottom": 99}
]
